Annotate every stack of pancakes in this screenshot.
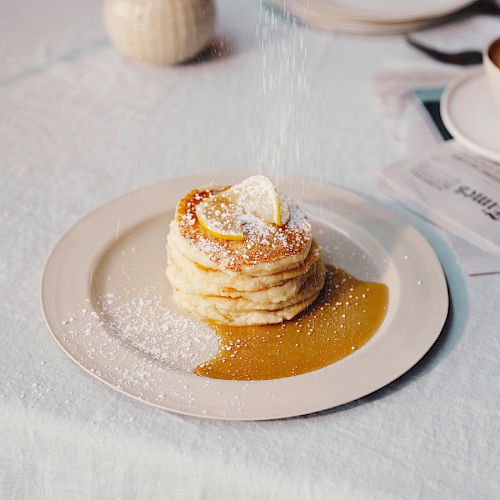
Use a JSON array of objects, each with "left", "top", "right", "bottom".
[{"left": 166, "top": 187, "right": 326, "bottom": 326}]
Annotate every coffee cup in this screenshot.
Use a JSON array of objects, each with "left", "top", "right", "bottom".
[{"left": 484, "top": 36, "right": 500, "bottom": 109}]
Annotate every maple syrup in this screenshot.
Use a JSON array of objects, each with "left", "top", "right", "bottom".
[{"left": 195, "top": 266, "right": 388, "bottom": 380}]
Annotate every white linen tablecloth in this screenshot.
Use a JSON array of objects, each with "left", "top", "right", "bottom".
[{"left": 1, "top": 1, "right": 499, "bottom": 498}]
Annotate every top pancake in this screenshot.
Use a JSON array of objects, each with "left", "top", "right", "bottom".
[{"left": 173, "top": 187, "right": 313, "bottom": 276}]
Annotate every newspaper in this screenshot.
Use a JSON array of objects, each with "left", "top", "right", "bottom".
[{"left": 379, "top": 141, "right": 500, "bottom": 275}]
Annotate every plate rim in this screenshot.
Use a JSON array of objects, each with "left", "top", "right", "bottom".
[{"left": 41, "top": 175, "right": 449, "bottom": 420}]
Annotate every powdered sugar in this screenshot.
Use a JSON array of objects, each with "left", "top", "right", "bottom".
[
  {"left": 95, "top": 290, "right": 219, "bottom": 372},
  {"left": 195, "top": 176, "right": 292, "bottom": 239},
  {"left": 57, "top": 286, "right": 221, "bottom": 409},
  {"left": 177, "top": 187, "right": 312, "bottom": 271}
]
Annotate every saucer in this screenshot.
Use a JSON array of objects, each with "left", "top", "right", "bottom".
[{"left": 441, "top": 70, "right": 500, "bottom": 163}]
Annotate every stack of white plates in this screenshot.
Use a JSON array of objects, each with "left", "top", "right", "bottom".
[{"left": 265, "top": 0, "right": 476, "bottom": 34}]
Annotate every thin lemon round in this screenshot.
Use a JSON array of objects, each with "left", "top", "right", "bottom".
[
  {"left": 196, "top": 193, "right": 245, "bottom": 240},
  {"left": 225, "top": 175, "right": 290, "bottom": 226},
  {"left": 195, "top": 176, "right": 289, "bottom": 241}
]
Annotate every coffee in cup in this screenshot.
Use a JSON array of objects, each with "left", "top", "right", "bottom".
[{"left": 484, "top": 37, "right": 500, "bottom": 109}]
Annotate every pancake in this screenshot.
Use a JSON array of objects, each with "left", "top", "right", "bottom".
[
  {"left": 172, "top": 259, "right": 325, "bottom": 317},
  {"left": 172, "top": 290, "right": 322, "bottom": 326},
  {"left": 166, "top": 236, "right": 321, "bottom": 294},
  {"left": 165, "top": 179, "right": 326, "bottom": 326},
  {"left": 168, "top": 255, "right": 321, "bottom": 303},
  {"left": 167, "top": 246, "right": 319, "bottom": 303},
  {"left": 172, "top": 188, "right": 313, "bottom": 276}
]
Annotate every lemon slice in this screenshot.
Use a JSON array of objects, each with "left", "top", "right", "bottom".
[
  {"left": 196, "top": 194, "right": 245, "bottom": 241},
  {"left": 196, "top": 176, "right": 290, "bottom": 240}
]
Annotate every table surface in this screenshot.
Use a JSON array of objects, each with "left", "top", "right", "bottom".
[{"left": 1, "top": 1, "right": 499, "bottom": 499}]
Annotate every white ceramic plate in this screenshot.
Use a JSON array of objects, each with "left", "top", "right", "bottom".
[
  {"left": 316, "top": 0, "right": 474, "bottom": 21},
  {"left": 270, "top": 1, "right": 432, "bottom": 34},
  {"left": 267, "top": 0, "right": 474, "bottom": 24},
  {"left": 41, "top": 175, "right": 448, "bottom": 421},
  {"left": 441, "top": 70, "right": 500, "bottom": 164}
]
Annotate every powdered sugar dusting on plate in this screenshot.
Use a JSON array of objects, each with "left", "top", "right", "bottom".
[
  {"left": 95, "top": 289, "right": 219, "bottom": 372},
  {"left": 58, "top": 288, "right": 222, "bottom": 409}
]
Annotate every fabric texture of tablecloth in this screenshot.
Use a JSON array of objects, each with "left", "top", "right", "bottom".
[{"left": 1, "top": 1, "right": 499, "bottom": 498}]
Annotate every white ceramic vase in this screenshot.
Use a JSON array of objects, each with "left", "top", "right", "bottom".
[{"left": 104, "top": 0, "right": 216, "bottom": 65}]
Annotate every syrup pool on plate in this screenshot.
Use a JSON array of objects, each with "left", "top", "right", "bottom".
[{"left": 195, "top": 265, "right": 389, "bottom": 381}]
